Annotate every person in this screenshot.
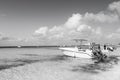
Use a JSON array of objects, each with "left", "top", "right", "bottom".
[
  {"left": 92, "top": 44, "right": 107, "bottom": 62},
  {"left": 104, "top": 44, "right": 107, "bottom": 50}
]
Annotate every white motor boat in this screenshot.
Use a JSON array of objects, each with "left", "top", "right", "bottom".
[
  {"left": 59, "top": 39, "right": 110, "bottom": 59},
  {"left": 59, "top": 47, "right": 93, "bottom": 58}
]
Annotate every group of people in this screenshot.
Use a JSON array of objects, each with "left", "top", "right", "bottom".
[{"left": 90, "top": 43, "right": 107, "bottom": 62}]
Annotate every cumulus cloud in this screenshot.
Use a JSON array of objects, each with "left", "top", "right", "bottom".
[
  {"left": 65, "top": 13, "right": 82, "bottom": 28},
  {"left": 83, "top": 1, "right": 120, "bottom": 23},
  {"left": 107, "top": 27, "right": 120, "bottom": 39},
  {"left": 33, "top": 1, "right": 120, "bottom": 44},
  {"left": 107, "top": 33, "right": 120, "bottom": 39},
  {"left": 33, "top": 13, "right": 102, "bottom": 43},
  {"left": 108, "top": 1, "right": 120, "bottom": 15},
  {"left": 77, "top": 24, "right": 92, "bottom": 32},
  {"left": 34, "top": 27, "right": 48, "bottom": 36},
  {"left": 94, "top": 27, "right": 102, "bottom": 35},
  {"left": 84, "top": 12, "right": 119, "bottom": 23}
]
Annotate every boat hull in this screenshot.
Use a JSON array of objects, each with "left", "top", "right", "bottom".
[
  {"left": 59, "top": 47, "right": 93, "bottom": 58},
  {"left": 63, "top": 51, "right": 93, "bottom": 58}
]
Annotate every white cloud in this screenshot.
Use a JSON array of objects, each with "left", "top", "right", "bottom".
[
  {"left": 107, "top": 33, "right": 120, "bottom": 39},
  {"left": 94, "top": 27, "right": 102, "bottom": 35},
  {"left": 33, "top": 13, "right": 102, "bottom": 43},
  {"left": 48, "top": 32, "right": 64, "bottom": 39},
  {"left": 116, "top": 28, "right": 120, "bottom": 32},
  {"left": 33, "top": 1, "right": 120, "bottom": 44},
  {"left": 108, "top": 1, "right": 120, "bottom": 15},
  {"left": 83, "top": 1, "right": 120, "bottom": 23},
  {"left": 107, "top": 27, "right": 120, "bottom": 39},
  {"left": 65, "top": 13, "right": 82, "bottom": 29},
  {"left": 77, "top": 24, "right": 92, "bottom": 32},
  {"left": 34, "top": 27, "right": 48, "bottom": 36},
  {"left": 84, "top": 12, "right": 119, "bottom": 23}
]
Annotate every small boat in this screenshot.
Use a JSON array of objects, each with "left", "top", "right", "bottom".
[
  {"left": 59, "top": 39, "right": 110, "bottom": 59},
  {"left": 59, "top": 47, "right": 93, "bottom": 58}
]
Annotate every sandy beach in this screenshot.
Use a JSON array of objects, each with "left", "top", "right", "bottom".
[{"left": 0, "top": 48, "right": 120, "bottom": 80}]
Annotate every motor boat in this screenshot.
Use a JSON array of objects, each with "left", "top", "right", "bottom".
[
  {"left": 59, "top": 39, "right": 110, "bottom": 59},
  {"left": 59, "top": 47, "right": 93, "bottom": 58}
]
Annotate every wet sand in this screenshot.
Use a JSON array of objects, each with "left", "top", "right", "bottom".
[{"left": 0, "top": 48, "right": 120, "bottom": 80}]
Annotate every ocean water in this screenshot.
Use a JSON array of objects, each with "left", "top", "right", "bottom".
[{"left": 0, "top": 48, "right": 120, "bottom": 80}]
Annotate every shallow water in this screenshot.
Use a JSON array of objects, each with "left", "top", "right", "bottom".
[{"left": 0, "top": 48, "right": 120, "bottom": 80}]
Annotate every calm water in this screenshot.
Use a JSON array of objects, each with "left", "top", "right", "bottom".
[{"left": 0, "top": 48, "right": 119, "bottom": 80}]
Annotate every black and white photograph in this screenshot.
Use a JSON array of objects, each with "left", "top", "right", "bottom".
[{"left": 0, "top": 0, "right": 120, "bottom": 80}]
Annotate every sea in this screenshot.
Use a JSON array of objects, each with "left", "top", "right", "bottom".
[{"left": 0, "top": 47, "right": 120, "bottom": 80}]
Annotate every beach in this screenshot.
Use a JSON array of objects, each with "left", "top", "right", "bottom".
[{"left": 0, "top": 47, "right": 120, "bottom": 80}]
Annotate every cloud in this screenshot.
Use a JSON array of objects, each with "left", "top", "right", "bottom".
[
  {"left": 34, "top": 27, "right": 48, "bottom": 36},
  {"left": 65, "top": 13, "right": 82, "bottom": 29},
  {"left": 32, "top": 1, "right": 120, "bottom": 45},
  {"left": 107, "top": 33, "right": 120, "bottom": 39},
  {"left": 0, "top": 35, "right": 23, "bottom": 46},
  {"left": 107, "top": 27, "right": 120, "bottom": 39},
  {"left": 33, "top": 14, "right": 102, "bottom": 44},
  {"left": 84, "top": 12, "right": 119, "bottom": 23},
  {"left": 106, "top": 32, "right": 120, "bottom": 44},
  {"left": 83, "top": 1, "right": 120, "bottom": 23},
  {"left": 108, "top": 1, "right": 120, "bottom": 15},
  {"left": 94, "top": 27, "right": 102, "bottom": 35},
  {"left": 0, "top": 33, "right": 21, "bottom": 42},
  {"left": 116, "top": 28, "right": 120, "bottom": 32}
]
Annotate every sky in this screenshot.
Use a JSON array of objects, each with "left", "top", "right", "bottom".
[{"left": 0, "top": 0, "right": 120, "bottom": 46}]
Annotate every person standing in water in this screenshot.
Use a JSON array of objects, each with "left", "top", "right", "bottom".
[
  {"left": 104, "top": 44, "right": 107, "bottom": 50},
  {"left": 91, "top": 43, "right": 107, "bottom": 62}
]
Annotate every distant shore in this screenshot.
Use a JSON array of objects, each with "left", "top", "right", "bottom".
[
  {"left": 0, "top": 46, "right": 61, "bottom": 48},
  {"left": 0, "top": 45, "right": 89, "bottom": 48},
  {"left": 0, "top": 45, "right": 119, "bottom": 48}
]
